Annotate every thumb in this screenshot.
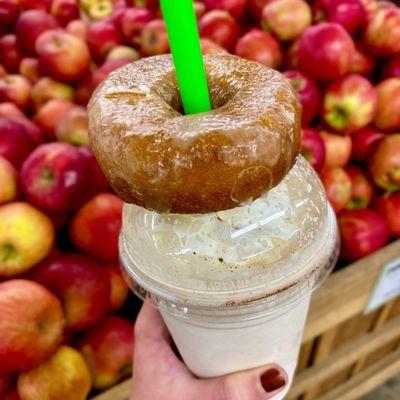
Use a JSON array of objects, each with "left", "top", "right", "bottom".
[{"left": 195, "top": 364, "right": 288, "bottom": 400}]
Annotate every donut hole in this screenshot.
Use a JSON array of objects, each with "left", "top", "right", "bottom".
[
  {"left": 155, "top": 71, "right": 237, "bottom": 115},
  {"left": 208, "top": 82, "right": 236, "bottom": 111}
]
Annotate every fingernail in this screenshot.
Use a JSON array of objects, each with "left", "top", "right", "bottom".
[{"left": 260, "top": 368, "right": 286, "bottom": 393}]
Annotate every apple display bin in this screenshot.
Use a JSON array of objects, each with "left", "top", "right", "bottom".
[{"left": 91, "top": 239, "right": 400, "bottom": 400}]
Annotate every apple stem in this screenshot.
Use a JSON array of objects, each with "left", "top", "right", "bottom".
[
  {"left": 37, "top": 320, "right": 46, "bottom": 331},
  {"left": 0, "top": 244, "right": 16, "bottom": 262}
]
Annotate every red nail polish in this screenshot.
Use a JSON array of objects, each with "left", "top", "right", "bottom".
[{"left": 260, "top": 368, "right": 286, "bottom": 393}]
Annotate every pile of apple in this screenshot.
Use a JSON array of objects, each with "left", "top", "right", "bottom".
[{"left": 0, "top": 0, "right": 400, "bottom": 398}]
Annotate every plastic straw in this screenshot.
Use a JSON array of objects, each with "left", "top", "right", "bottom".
[{"left": 159, "top": 0, "right": 211, "bottom": 115}]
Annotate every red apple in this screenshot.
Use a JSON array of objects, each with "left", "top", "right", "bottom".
[
  {"left": 249, "top": 0, "right": 272, "bottom": 20},
  {"left": 65, "top": 19, "right": 88, "bottom": 41},
  {"left": 262, "top": 0, "right": 312, "bottom": 41},
  {"left": 55, "top": 105, "right": 89, "bottom": 146},
  {"left": 74, "top": 75, "right": 93, "bottom": 106},
  {"left": 300, "top": 128, "right": 326, "bottom": 172},
  {"left": 344, "top": 165, "right": 374, "bottom": 209},
  {"left": 140, "top": 19, "right": 169, "bottom": 56},
  {"left": 15, "top": 10, "right": 58, "bottom": 55},
  {"left": 0, "top": 202, "right": 54, "bottom": 277},
  {"left": 285, "top": 38, "right": 300, "bottom": 69},
  {"left": 81, "top": 0, "right": 113, "bottom": 20},
  {"left": 91, "top": 58, "right": 131, "bottom": 89},
  {"left": 322, "top": 74, "right": 377, "bottom": 134},
  {"left": 106, "top": 45, "right": 140, "bottom": 62},
  {"left": 0, "top": 75, "right": 31, "bottom": 110},
  {"left": 77, "top": 146, "right": 110, "bottom": 194},
  {"left": 108, "top": 1, "right": 126, "bottom": 27},
  {"left": 34, "top": 98, "right": 74, "bottom": 138},
  {"left": 51, "top": 0, "right": 79, "bottom": 26},
  {"left": 0, "top": 280, "right": 64, "bottom": 372},
  {"left": 0, "top": 0, "right": 20, "bottom": 27},
  {"left": 200, "top": 38, "right": 228, "bottom": 54},
  {"left": 359, "top": 0, "right": 376, "bottom": 13},
  {"left": 87, "top": 19, "right": 123, "bottom": 62},
  {"left": 21, "top": 142, "right": 92, "bottom": 213},
  {"left": 32, "top": 253, "right": 111, "bottom": 331},
  {"left": 320, "top": 130, "right": 352, "bottom": 168},
  {"left": 107, "top": 263, "right": 129, "bottom": 311},
  {"left": 75, "top": 59, "right": 132, "bottom": 105},
  {"left": 283, "top": 70, "right": 320, "bottom": 126},
  {"left": 0, "top": 156, "right": 18, "bottom": 205},
  {"left": 320, "top": 166, "right": 352, "bottom": 212},
  {"left": 0, "top": 372, "right": 13, "bottom": 397},
  {"left": 199, "top": 10, "right": 240, "bottom": 51},
  {"left": 363, "top": 8, "right": 400, "bottom": 57},
  {"left": 381, "top": 54, "right": 400, "bottom": 79},
  {"left": 0, "top": 34, "right": 22, "bottom": 73},
  {"left": 20, "top": 0, "right": 51, "bottom": 11},
  {"left": 374, "top": 78, "right": 400, "bottom": 132},
  {"left": 12, "top": 114, "right": 44, "bottom": 144},
  {"left": 351, "top": 126, "right": 384, "bottom": 163},
  {"left": 111, "top": 0, "right": 126, "bottom": 9},
  {"left": 194, "top": 1, "right": 206, "bottom": 19},
  {"left": 19, "top": 58, "right": 41, "bottom": 83},
  {"left": 129, "top": 0, "right": 158, "bottom": 8},
  {"left": 0, "top": 102, "right": 25, "bottom": 118},
  {"left": 76, "top": 316, "right": 134, "bottom": 390},
  {"left": 376, "top": 0, "right": 397, "bottom": 10},
  {"left": 36, "top": 30, "right": 91, "bottom": 83},
  {"left": 0, "top": 117, "right": 37, "bottom": 168},
  {"left": 0, "top": 64, "right": 6, "bottom": 77},
  {"left": 298, "top": 22, "right": 355, "bottom": 81},
  {"left": 338, "top": 209, "right": 389, "bottom": 261},
  {"left": 70, "top": 193, "right": 123, "bottom": 262},
  {"left": 121, "top": 7, "right": 153, "bottom": 46},
  {"left": 368, "top": 134, "right": 400, "bottom": 192},
  {"left": 0, "top": 116, "right": 42, "bottom": 150},
  {"left": 375, "top": 193, "right": 400, "bottom": 237},
  {"left": 313, "top": 0, "right": 366, "bottom": 34},
  {"left": 2, "top": 389, "right": 20, "bottom": 400},
  {"left": 349, "top": 44, "right": 376, "bottom": 76},
  {"left": 31, "top": 77, "right": 74, "bottom": 110},
  {"left": 235, "top": 29, "right": 282, "bottom": 69},
  {"left": 203, "top": 0, "right": 247, "bottom": 18},
  {"left": 17, "top": 345, "right": 91, "bottom": 400}
]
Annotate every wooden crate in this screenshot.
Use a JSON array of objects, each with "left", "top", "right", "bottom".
[
  {"left": 287, "top": 239, "right": 400, "bottom": 400},
  {"left": 92, "top": 239, "right": 400, "bottom": 400}
]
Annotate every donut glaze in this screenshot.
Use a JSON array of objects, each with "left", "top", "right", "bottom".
[{"left": 88, "top": 54, "right": 301, "bottom": 214}]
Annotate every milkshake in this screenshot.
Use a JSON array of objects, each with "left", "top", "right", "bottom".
[
  {"left": 120, "top": 155, "right": 339, "bottom": 398},
  {"left": 88, "top": 51, "right": 336, "bottom": 398}
]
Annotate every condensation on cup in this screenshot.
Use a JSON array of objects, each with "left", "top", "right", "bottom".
[{"left": 120, "top": 156, "right": 339, "bottom": 399}]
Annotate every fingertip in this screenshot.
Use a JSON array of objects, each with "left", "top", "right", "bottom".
[
  {"left": 219, "top": 363, "right": 288, "bottom": 400},
  {"left": 258, "top": 364, "right": 287, "bottom": 397}
]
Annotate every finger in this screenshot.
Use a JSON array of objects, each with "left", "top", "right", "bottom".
[
  {"left": 132, "top": 303, "right": 195, "bottom": 400},
  {"left": 195, "top": 364, "right": 288, "bottom": 400},
  {"left": 134, "top": 301, "right": 170, "bottom": 345},
  {"left": 134, "top": 302, "right": 189, "bottom": 374}
]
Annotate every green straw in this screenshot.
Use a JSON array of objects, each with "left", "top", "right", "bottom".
[{"left": 159, "top": 0, "right": 211, "bottom": 115}]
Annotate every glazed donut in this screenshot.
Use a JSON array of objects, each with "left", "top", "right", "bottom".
[{"left": 88, "top": 54, "right": 301, "bottom": 214}]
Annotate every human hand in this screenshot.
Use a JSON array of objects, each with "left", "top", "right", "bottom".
[{"left": 131, "top": 302, "right": 288, "bottom": 400}]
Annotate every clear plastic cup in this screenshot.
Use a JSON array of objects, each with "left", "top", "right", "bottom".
[{"left": 120, "top": 156, "right": 339, "bottom": 399}]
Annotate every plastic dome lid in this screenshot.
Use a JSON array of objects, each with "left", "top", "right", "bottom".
[{"left": 120, "top": 156, "right": 338, "bottom": 309}]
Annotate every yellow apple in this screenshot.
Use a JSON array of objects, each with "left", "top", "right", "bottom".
[
  {"left": 0, "top": 156, "right": 18, "bottom": 205},
  {"left": 18, "top": 345, "right": 92, "bottom": 400},
  {"left": 0, "top": 202, "right": 54, "bottom": 277}
]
